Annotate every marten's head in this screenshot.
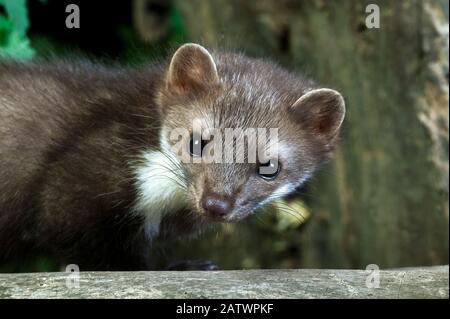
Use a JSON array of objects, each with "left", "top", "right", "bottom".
[{"left": 135, "top": 44, "right": 345, "bottom": 235}]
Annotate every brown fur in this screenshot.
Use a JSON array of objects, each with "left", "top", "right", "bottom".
[
  {"left": 0, "top": 60, "right": 163, "bottom": 269},
  {"left": 0, "top": 44, "right": 344, "bottom": 270}
]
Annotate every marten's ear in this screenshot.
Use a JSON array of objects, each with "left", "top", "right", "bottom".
[
  {"left": 166, "top": 43, "right": 219, "bottom": 93},
  {"left": 291, "top": 88, "right": 345, "bottom": 141}
]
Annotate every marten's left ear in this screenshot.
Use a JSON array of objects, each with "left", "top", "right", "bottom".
[
  {"left": 291, "top": 88, "right": 346, "bottom": 141},
  {"left": 166, "top": 43, "right": 219, "bottom": 94}
]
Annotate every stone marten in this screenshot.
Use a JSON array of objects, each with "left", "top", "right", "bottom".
[{"left": 0, "top": 43, "right": 345, "bottom": 270}]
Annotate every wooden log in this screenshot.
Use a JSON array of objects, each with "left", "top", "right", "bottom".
[{"left": 0, "top": 266, "right": 447, "bottom": 298}]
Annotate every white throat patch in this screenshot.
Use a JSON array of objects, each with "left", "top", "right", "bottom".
[{"left": 133, "top": 134, "right": 186, "bottom": 239}]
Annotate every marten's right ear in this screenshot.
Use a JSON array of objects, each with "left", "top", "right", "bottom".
[{"left": 166, "top": 43, "right": 220, "bottom": 94}]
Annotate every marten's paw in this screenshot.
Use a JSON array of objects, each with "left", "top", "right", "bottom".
[{"left": 165, "top": 260, "right": 218, "bottom": 271}]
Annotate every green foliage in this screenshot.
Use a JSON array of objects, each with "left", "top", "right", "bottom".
[{"left": 0, "top": 0, "right": 34, "bottom": 60}]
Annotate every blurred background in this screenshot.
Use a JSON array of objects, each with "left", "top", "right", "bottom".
[{"left": 0, "top": 0, "right": 448, "bottom": 272}]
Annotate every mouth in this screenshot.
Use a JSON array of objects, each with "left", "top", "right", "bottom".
[
  {"left": 195, "top": 204, "right": 251, "bottom": 224},
  {"left": 205, "top": 211, "right": 242, "bottom": 223}
]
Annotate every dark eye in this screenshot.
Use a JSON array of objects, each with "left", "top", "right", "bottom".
[
  {"left": 189, "top": 134, "right": 207, "bottom": 157},
  {"left": 257, "top": 159, "right": 281, "bottom": 180}
]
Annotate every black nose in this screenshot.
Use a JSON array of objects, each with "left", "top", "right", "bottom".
[{"left": 201, "top": 193, "right": 231, "bottom": 218}]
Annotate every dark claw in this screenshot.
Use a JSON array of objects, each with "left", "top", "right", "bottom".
[{"left": 165, "top": 260, "right": 218, "bottom": 271}]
